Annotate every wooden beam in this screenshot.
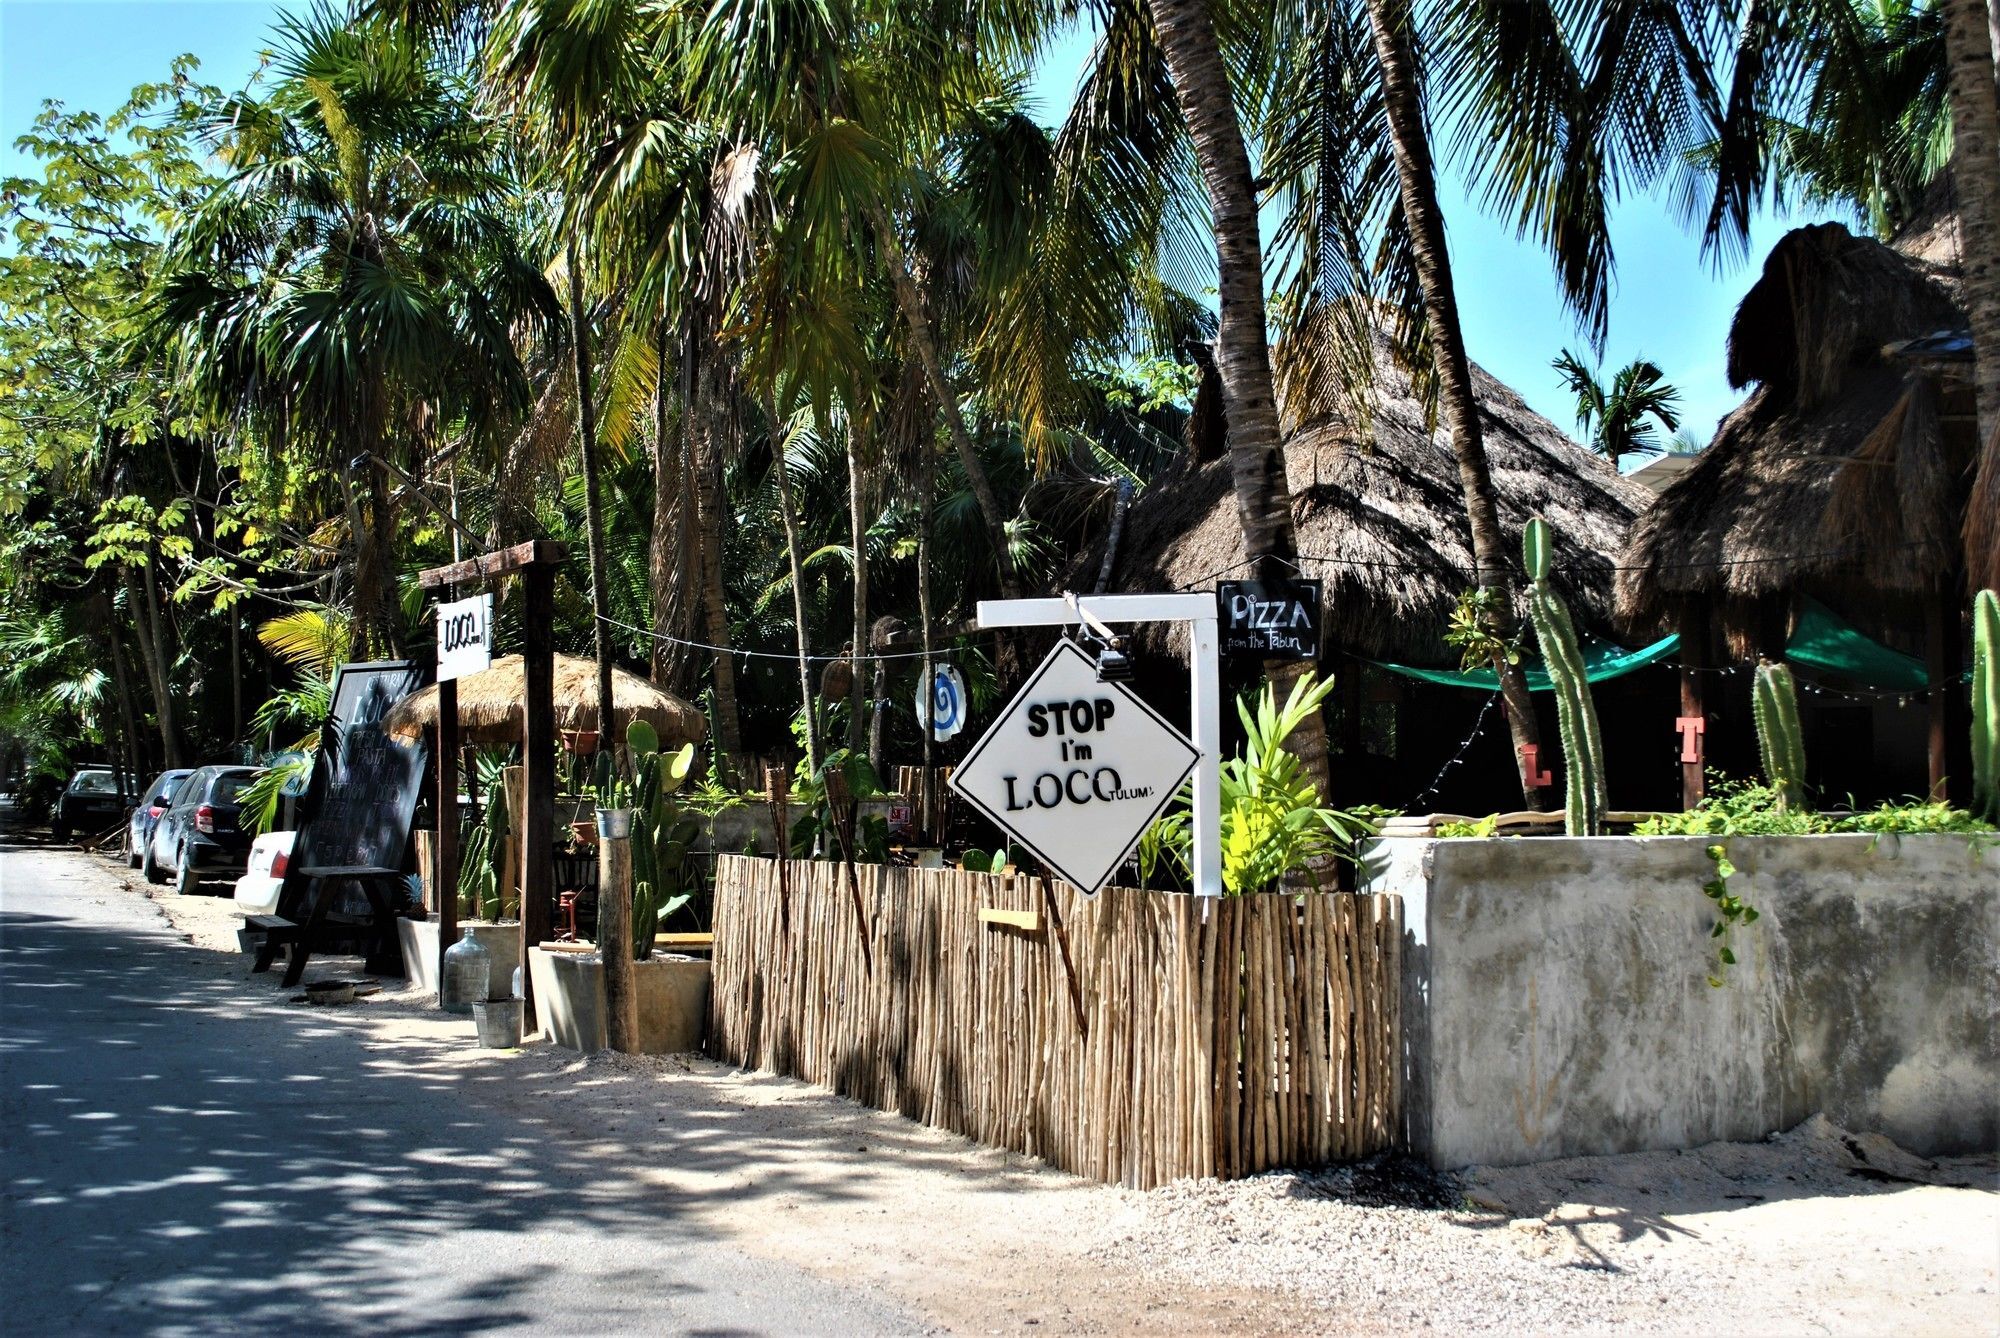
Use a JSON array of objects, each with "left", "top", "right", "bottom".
[
  {"left": 876, "top": 618, "right": 982, "bottom": 651},
  {"left": 417, "top": 539, "right": 567, "bottom": 589},
  {"left": 1678, "top": 599, "right": 1709, "bottom": 810},
  {"left": 435, "top": 676, "right": 459, "bottom": 1001},
  {"left": 520, "top": 562, "right": 557, "bottom": 1030}
]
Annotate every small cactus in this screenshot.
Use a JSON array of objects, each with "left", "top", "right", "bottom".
[
  {"left": 1974, "top": 589, "right": 1998, "bottom": 823},
  {"left": 1522, "top": 517, "right": 1607, "bottom": 835},
  {"left": 625, "top": 719, "right": 699, "bottom": 960},
  {"left": 1753, "top": 659, "right": 1807, "bottom": 812}
]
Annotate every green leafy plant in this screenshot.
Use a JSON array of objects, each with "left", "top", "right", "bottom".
[
  {"left": 624, "top": 719, "right": 701, "bottom": 961},
  {"left": 1436, "top": 814, "right": 1500, "bottom": 838},
  {"left": 1753, "top": 659, "right": 1808, "bottom": 812},
  {"left": 787, "top": 747, "right": 890, "bottom": 862},
  {"left": 1443, "top": 587, "right": 1522, "bottom": 673},
  {"left": 1700, "top": 842, "right": 1758, "bottom": 987},
  {"left": 1140, "top": 672, "right": 1377, "bottom": 894},
  {"left": 1523, "top": 517, "right": 1607, "bottom": 835}
]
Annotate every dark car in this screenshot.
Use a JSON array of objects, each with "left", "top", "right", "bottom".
[
  {"left": 126, "top": 769, "right": 196, "bottom": 867},
  {"left": 145, "top": 766, "right": 263, "bottom": 893},
  {"left": 52, "top": 769, "right": 130, "bottom": 842}
]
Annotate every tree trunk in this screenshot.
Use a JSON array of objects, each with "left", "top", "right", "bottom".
[
  {"left": 1363, "top": 0, "right": 1549, "bottom": 809},
  {"left": 97, "top": 587, "right": 141, "bottom": 796},
  {"left": 847, "top": 418, "right": 871, "bottom": 757},
  {"left": 1143, "top": 0, "right": 1334, "bottom": 796},
  {"left": 870, "top": 208, "right": 1021, "bottom": 600},
  {"left": 127, "top": 562, "right": 182, "bottom": 768},
  {"left": 568, "top": 246, "right": 637, "bottom": 1056},
  {"left": 918, "top": 438, "right": 937, "bottom": 840},
  {"left": 649, "top": 325, "right": 699, "bottom": 699},
  {"left": 770, "top": 401, "right": 821, "bottom": 781},
  {"left": 692, "top": 359, "right": 746, "bottom": 782},
  {"left": 1943, "top": 0, "right": 2000, "bottom": 589}
]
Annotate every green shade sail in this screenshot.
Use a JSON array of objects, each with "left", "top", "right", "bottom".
[{"left": 1375, "top": 598, "right": 1931, "bottom": 693}]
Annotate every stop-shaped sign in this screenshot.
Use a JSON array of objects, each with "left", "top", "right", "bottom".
[{"left": 949, "top": 639, "right": 1199, "bottom": 895}]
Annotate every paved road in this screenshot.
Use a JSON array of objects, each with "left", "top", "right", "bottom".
[{"left": 0, "top": 833, "right": 922, "bottom": 1336}]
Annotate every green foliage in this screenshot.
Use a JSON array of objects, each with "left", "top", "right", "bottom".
[
  {"left": 1634, "top": 776, "right": 1994, "bottom": 837},
  {"left": 1974, "top": 590, "right": 1998, "bottom": 824},
  {"left": 1442, "top": 587, "right": 1521, "bottom": 674},
  {"left": 624, "top": 721, "right": 701, "bottom": 960},
  {"left": 1523, "top": 517, "right": 1606, "bottom": 836},
  {"left": 1140, "top": 672, "right": 1377, "bottom": 895},
  {"left": 1752, "top": 660, "right": 1808, "bottom": 812},
  {"left": 1436, "top": 814, "right": 1500, "bottom": 838},
  {"left": 1550, "top": 350, "right": 1683, "bottom": 467},
  {"left": 1699, "top": 843, "right": 1758, "bottom": 988}
]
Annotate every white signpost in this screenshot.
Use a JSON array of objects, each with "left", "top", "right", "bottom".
[
  {"left": 435, "top": 592, "right": 493, "bottom": 682},
  {"left": 954, "top": 593, "right": 1222, "bottom": 897}
]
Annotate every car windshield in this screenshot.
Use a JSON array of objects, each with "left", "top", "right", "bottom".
[
  {"left": 70, "top": 772, "right": 118, "bottom": 794},
  {"left": 212, "top": 773, "right": 258, "bottom": 805},
  {"left": 151, "top": 774, "right": 190, "bottom": 802}
]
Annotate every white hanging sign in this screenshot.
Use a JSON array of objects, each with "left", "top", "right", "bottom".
[
  {"left": 948, "top": 639, "right": 1198, "bottom": 895},
  {"left": 435, "top": 592, "right": 493, "bottom": 683},
  {"left": 916, "top": 663, "right": 968, "bottom": 741}
]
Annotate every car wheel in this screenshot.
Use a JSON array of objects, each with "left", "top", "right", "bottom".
[
  {"left": 174, "top": 843, "right": 198, "bottom": 896},
  {"left": 51, "top": 822, "right": 68, "bottom": 843},
  {"left": 143, "top": 839, "right": 166, "bottom": 885}
]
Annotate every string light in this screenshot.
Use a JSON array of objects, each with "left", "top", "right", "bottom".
[{"left": 1404, "top": 693, "right": 1502, "bottom": 811}]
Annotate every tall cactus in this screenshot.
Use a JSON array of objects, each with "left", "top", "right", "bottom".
[
  {"left": 1752, "top": 658, "right": 1808, "bottom": 812},
  {"left": 1523, "top": 518, "right": 1608, "bottom": 835},
  {"left": 1974, "top": 589, "right": 1999, "bottom": 822}
]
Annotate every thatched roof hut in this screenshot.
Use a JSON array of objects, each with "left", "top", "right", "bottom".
[
  {"left": 1092, "top": 334, "right": 1649, "bottom": 664},
  {"left": 384, "top": 653, "right": 706, "bottom": 748},
  {"left": 1616, "top": 222, "right": 1973, "bottom": 649}
]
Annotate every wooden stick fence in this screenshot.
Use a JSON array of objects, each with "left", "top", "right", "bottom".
[{"left": 707, "top": 855, "right": 1402, "bottom": 1188}]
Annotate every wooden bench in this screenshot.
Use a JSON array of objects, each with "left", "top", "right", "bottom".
[
  {"left": 653, "top": 932, "right": 715, "bottom": 954},
  {"left": 247, "top": 915, "right": 301, "bottom": 974}
]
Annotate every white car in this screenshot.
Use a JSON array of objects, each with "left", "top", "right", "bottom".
[{"left": 233, "top": 830, "right": 297, "bottom": 915}]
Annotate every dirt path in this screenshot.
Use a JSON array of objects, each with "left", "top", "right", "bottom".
[{"left": 60, "top": 848, "right": 2000, "bottom": 1333}]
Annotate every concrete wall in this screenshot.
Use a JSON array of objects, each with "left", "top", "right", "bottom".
[{"left": 1364, "top": 833, "right": 1998, "bottom": 1169}]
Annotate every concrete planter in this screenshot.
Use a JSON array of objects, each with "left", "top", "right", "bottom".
[
  {"left": 1363, "top": 833, "right": 1999, "bottom": 1169},
  {"left": 528, "top": 946, "right": 710, "bottom": 1054},
  {"left": 397, "top": 918, "right": 521, "bottom": 1001}
]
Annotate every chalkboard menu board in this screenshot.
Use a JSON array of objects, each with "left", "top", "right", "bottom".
[
  {"left": 1217, "top": 578, "right": 1323, "bottom": 660},
  {"left": 296, "top": 660, "right": 430, "bottom": 873}
]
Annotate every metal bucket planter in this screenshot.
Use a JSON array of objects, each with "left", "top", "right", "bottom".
[{"left": 471, "top": 998, "right": 523, "bottom": 1048}]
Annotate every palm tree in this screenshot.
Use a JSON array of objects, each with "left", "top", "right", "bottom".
[
  {"left": 1552, "top": 349, "right": 1685, "bottom": 469},
  {"left": 150, "top": 9, "right": 553, "bottom": 655},
  {"left": 1940, "top": 0, "right": 2000, "bottom": 588}
]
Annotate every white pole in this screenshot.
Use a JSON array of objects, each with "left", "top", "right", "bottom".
[{"left": 1189, "top": 610, "right": 1223, "bottom": 898}]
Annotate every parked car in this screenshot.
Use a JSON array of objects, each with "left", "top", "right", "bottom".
[
  {"left": 145, "top": 765, "right": 263, "bottom": 893},
  {"left": 233, "top": 829, "right": 297, "bottom": 915},
  {"left": 125, "top": 769, "right": 196, "bottom": 867},
  {"left": 52, "top": 768, "right": 130, "bottom": 842}
]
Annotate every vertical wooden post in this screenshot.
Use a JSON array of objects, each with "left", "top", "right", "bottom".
[
  {"left": 435, "top": 675, "right": 459, "bottom": 999},
  {"left": 599, "top": 823, "right": 639, "bottom": 1050},
  {"left": 1677, "top": 600, "right": 1708, "bottom": 809},
  {"left": 521, "top": 562, "right": 557, "bottom": 1028},
  {"left": 1927, "top": 577, "right": 1966, "bottom": 803}
]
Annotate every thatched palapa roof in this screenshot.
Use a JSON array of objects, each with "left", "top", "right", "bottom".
[
  {"left": 1091, "top": 333, "right": 1649, "bottom": 664},
  {"left": 384, "top": 653, "right": 706, "bottom": 748},
  {"left": 1616, "top": 222, "right": 1973, "bottom": 642}
]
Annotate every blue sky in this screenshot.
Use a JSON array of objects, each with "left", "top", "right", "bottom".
[{"left": 2, "top": 0, "right": 1828, "bottom": 451}]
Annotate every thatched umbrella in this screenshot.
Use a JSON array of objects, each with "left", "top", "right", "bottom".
[
  {"left": 1092, "top": 330, "right": 1648, "bottom": 664},
  {"left": 383, "top": 653, "right": 706, "bottom": 748},
  {"left": 1616, "top": 222, "right": 1973, "bottom": 651}
]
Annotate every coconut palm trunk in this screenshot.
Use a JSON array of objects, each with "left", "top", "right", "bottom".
[
  {"left": 847, "top": 418, "right": 871, "bottom": 756},
  {"left": 568, "top": 246, "right": 638, "bottom": 1055},
  {"left": 649, "top": 326, "right": 698, "bottom": 697},
  {"left": 691, "top": 359, "right": 747, "bottom": 781},
  {"left": 1943, "top": 0, "right": 2000, "bottom": 589},
  {"left": 1362, "top": 0, "right": 1549, "bottom": 810},
  {"left": 870, "top": 211, "right": 1022, "bottom": 600},
  {"left": 769, "top": 403, "right": 821, "bottom": 782},
  {"left": 1143, "top": 0, "right": 1333, "bottom": 796}
]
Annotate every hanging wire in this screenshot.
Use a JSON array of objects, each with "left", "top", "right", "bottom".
[
  {"left": 597, "top": 612, "right": 961, "bottom": 665},
  {"left": 1403, "top": 692, "right": 1503, "bottom": 812}
]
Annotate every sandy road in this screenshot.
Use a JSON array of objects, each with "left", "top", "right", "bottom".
[{"left": 4, "top": 835, "right": 1995, "bottom": 1335}]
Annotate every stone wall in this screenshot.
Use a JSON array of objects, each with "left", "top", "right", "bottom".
[{"left": 1363, "top": 833, "right": 1998, "bottom": 1168}]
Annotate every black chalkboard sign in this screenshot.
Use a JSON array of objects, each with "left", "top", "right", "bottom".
[
  {"left": 296, "top": 660, "right": 430, "bottom": 873},
  {"left": 1217, "top": 578, "right": 1323, "bottom": 660}
]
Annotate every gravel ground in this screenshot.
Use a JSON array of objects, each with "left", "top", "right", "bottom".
[{"left": 133, "top": 863, "right": 2000, "bottom": 1335}]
